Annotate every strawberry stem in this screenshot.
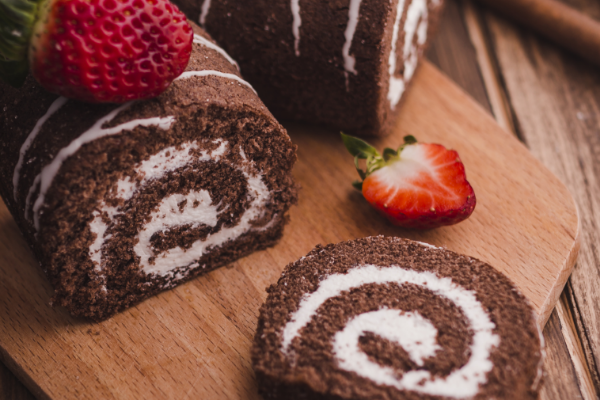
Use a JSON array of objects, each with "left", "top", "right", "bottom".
[
  {"left": 341, "top": 132, "right": 419, "bottom": 190},
  {"left": 382, "top": 147, "right": 398, "bottom": 161}
]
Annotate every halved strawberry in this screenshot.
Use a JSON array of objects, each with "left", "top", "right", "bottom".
[{"left": 342, "top": 133, "right": 476, "bottom": 229}]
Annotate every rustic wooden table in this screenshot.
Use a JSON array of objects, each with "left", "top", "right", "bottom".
[{"left": 1, "top": 0, "right": 599, "bottom": 398}]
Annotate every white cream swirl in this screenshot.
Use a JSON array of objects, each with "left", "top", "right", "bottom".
[
  {"left": 89, "top": 139, "right": 273, "bottom": 279},
  {"left": 281, "top": 264, "right": 500, "bottom": 399}
]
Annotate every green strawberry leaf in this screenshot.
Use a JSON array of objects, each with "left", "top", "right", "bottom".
[
  {"left": 352, "top": 180, "right": 363, "bottom": 191},
  {"left": 0, "top": 0, "right": 42, "bottom": 85},
  {"left": 403, "top": 135, "right": 417, "bottom": 145},
  {"left": 341, "top": 132, "right": 379, "bottom": 159}
]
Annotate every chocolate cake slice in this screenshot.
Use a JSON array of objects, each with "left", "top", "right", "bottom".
[
  {"left": 0, "top": 24, "right": 297, "bottom": 320},
  {"left": 253, "top": 237, "right": 543, "bottom": 399},
  {"left": 171, "top": 0, "right": 444, "bottom": 137}
]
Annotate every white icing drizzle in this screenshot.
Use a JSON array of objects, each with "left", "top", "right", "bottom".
[
  {"left": 13, "top": 96, "right": 68, "bottom": 201},
  {"left": 176, "top": 70, "right": 256, "bottom": 93},
  {"left": 199, "top": 0, "right": 211, "bottom": 26},
  {"left": 342, "top": 0, "right": 363, "bottom": 90},
  {"left": 387, "top": 0, "right": 429, "bottom": 109},
  {"left": 24, "top": 174, "right": 41, "bottom": 221},
  {"left": 415, "top": 240, "right": 438, "bottom": 249},
  {"left": 291, "top": 0, "right": 302, "bottom": 56},
  {"left": 193, "top": 34, "right": 239, "bottom": 70},
  {"left": 29, "top": 102, "right": 176, "bottom": 231},
  {"left": 281, "top": 264, "right": 500, "bottom": 399}
]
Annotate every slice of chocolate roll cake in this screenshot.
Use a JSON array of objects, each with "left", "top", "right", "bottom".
[
  {"left": 0, "top": 24, "right": 297, "bottom": 320},
  {"left": 171, "top": 0, "right": 444, "bottom": 137},
  {"left": 253, "top": 237, "right": 544, "bottom": 400}
]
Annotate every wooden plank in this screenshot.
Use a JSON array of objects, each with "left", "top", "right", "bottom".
[
  {"left": 561, "top": 0, "right": 600, "bottom": 19},
  {"left": 481, "top": 6, "right": 600, "bottom": 398},
  {"left": 0, "top": 364, "right": 35, "bottom": 400},
  {"left": 472, "top": 0, "right": 600, "bottom": 68},
  {"left": 461, "top": 0, "right": 517, "bottom": 133},
  {"left": 555, "top": 288, "right": 598, "bottom": 397},
  {"left": 541, "top": 309, "right": 585, "bottom": 400},
  {"left": 0, "top": 61, "right": 579, "bottom": 399}
]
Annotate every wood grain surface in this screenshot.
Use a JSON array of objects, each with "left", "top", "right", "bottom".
[
  {"left": 473, "top": 0, "right": 600, "bottom": 67},
  {"left": 0, "top": 58, "right": 579, "bottom": 399}
]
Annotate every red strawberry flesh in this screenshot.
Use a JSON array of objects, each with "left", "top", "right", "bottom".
[
  {"left": 29, "top": 0, "right": 193, "bottom": 103},
  {"left": 362, "top": 143, "right": 476, "bottom": 229}
]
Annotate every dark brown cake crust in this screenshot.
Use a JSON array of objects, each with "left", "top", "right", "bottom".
[
  {"left": 252, "top": 236, "right": 543, "bottom": 400},
  {"left": 0, "top": 24, "right": 298, "bottom": 320},
  {"left": 172, "top": 0, "right": 444, "bottom": 137}
]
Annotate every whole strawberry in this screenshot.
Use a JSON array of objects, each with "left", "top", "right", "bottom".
[
  {"left": 342, "top": 133, "right": 476, "bottom": 229},
  {"left": 1, "top": 0, "right": 192, "bottom": 103}
]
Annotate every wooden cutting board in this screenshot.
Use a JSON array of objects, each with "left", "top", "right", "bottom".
[{"left": 0, "top": 62, "right": 579, "bottom": 400}]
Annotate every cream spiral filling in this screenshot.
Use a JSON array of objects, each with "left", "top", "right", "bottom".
[
  {"left": 89, "top": 139, "right": 273, "bottom": 279},
  {"left": 281, "top": 264, "right": 500, "bottom": 398}
]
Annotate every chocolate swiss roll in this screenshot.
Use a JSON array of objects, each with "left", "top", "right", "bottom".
[
  {"left": 253, "top": 237, "right": 543, "bottom": 400},
  {"left": 0, "top": 25, "right": 297, "bottom": 320},
  {"left": 171, "top": 0, "right": 444, "bottom": 137}
]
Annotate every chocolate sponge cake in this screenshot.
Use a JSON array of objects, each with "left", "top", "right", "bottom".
[
  {"left": 171, "top": 0, "right": 444, "bottom": 136},
  {"left": 0, "top": 24, "right": 297, "bottom": 320},
  {"left": 253, "top": 237, "right": 543, "bottom": 399}
]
